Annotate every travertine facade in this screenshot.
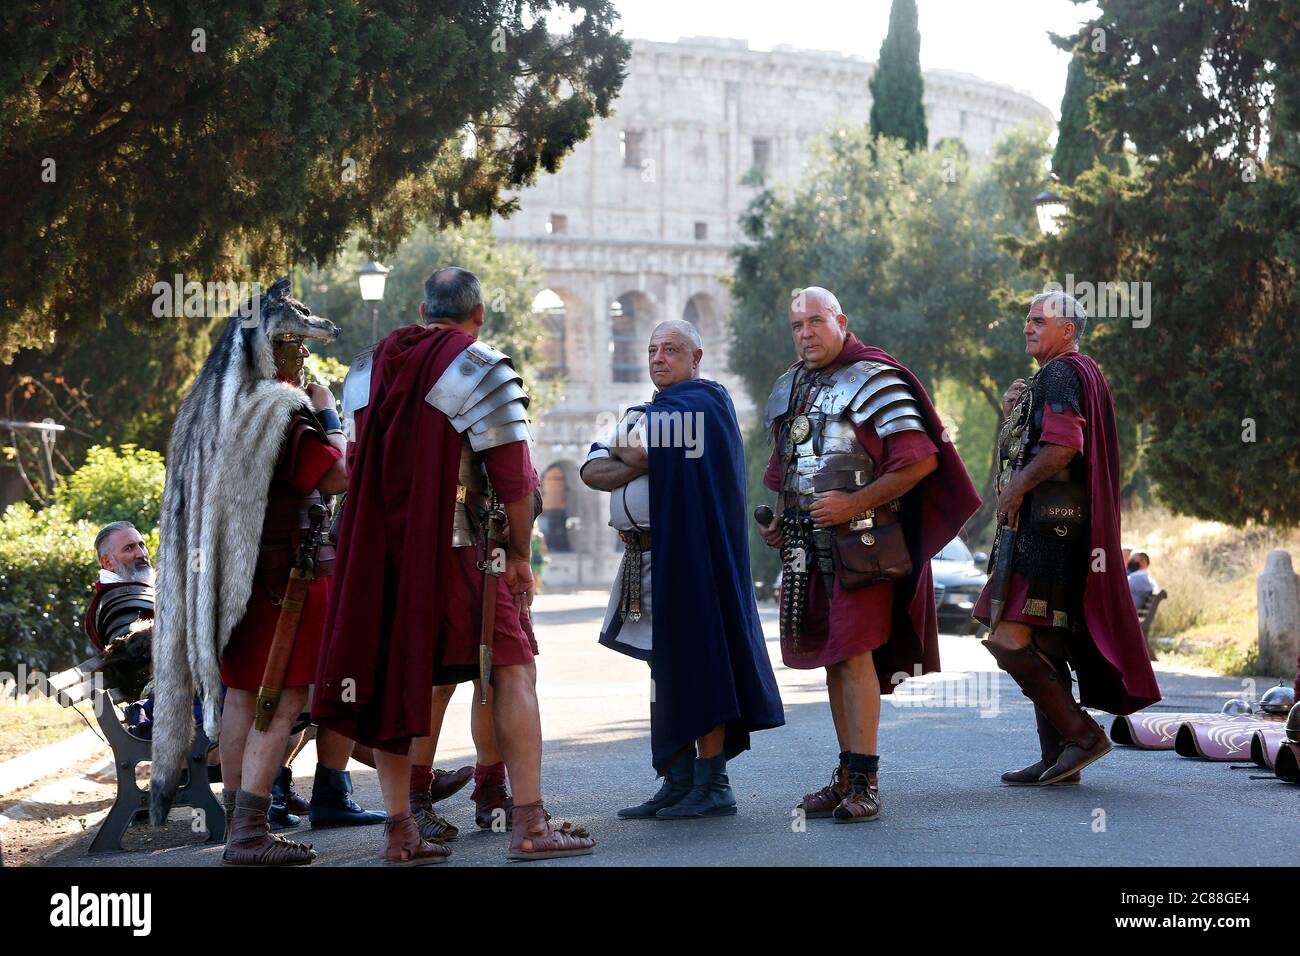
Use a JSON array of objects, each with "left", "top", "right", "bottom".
[{"left": 494, "top": 36, "right": 1051, "bottom": 589}]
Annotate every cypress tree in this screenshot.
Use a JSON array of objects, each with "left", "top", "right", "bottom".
[{"left": 869, "top": 0, "right": 928, "bottom": 150}]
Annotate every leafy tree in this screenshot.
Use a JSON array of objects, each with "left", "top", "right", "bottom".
[
  {"left": 868, "top": 0, "right": 928, "bottom": 151},
  {"left": 731, "top": 123, "right": 1053, "bottom": 559},
  {"left": 1012, "top": 0, "right": 1300, "bottom": 526},
  {"left": 298, "top": 220, "right": 556, "bottom": 410},
  {"left": 0, "top": 1, "right": 629, "bottom": 361}
]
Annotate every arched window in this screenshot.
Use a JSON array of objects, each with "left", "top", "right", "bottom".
[
  {"left": 610, "top": 293, "right": 651, "bottom": 383},
  {"left": 532, "top": 289, "right": 566, "bottom": 380},
  {"left": 540, "top": 463, "right": 572, "bottom": 552}
]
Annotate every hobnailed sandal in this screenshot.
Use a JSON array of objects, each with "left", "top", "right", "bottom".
[
  {"left": 411, "top": 788, "right": 459, "bottom": 843},
  {"left": 507, "top": 800, "right": 595, "bottom": 861},
  {"left": 797, "top": 766, "right": 847, "bottom": 818},
  {"left": 381, "top": 812, "right": 451, "bottom": 866},
  {"left": 221, "top": 791, "right": 316, "bottom": 866},
  {"left": 832, "top": 772, "right": 882, "bottom": 824}
]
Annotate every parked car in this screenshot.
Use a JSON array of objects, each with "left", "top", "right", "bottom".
[{"left": 932, "top": 537, "right": 989, "bottom": 636}]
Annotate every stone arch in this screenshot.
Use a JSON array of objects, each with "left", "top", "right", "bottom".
[
  {"left": 531, "top": 288, "right": 572, "bottom": 380},
  {"left": 683, "top": 291, "right": 726, "bottom": 369},
  {"left": 538, "top": 459, "right": 579, "bottom": 552},
  {"left": 609, "top": 289, "right": 655, "bottom": 383}
]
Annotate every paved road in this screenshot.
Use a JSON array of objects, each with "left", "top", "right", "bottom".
[{"left": 44, "top": 591, "right": 1300, "bottom": 867}]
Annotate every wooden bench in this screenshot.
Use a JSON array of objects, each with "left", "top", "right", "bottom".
[
  {"left": 45, "top": 658, "right": 224, "bottom": 853},
  {"left": 1136, "top": 588, "right": 1168, "bottom": 662}
]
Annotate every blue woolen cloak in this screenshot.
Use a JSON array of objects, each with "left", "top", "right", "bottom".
[{"left": 644, "top": 378, "right": 785, "bottom": 772}]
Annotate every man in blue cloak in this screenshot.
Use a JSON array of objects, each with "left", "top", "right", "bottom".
[{"left": 582, "top": 319, "right": 786, "bottom": 820}]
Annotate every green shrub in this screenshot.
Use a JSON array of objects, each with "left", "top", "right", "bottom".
[
  {"left": 0, "top": 445, "right": 165, "bottom": 676},
  {"left": 53, "top": 444, "right": 165, "bottom": 531}
]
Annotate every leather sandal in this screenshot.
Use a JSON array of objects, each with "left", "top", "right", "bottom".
[
  {"left": 410, "top": 787, "right": 459, "bottom": 842},
  {"left": 381, "top": 812, "right": 451, "bottom": 866},
  {"left": 797, "top": 765, "right": 847, "bottom": 818},
  {"left": 507, "top": 800, "right": 595, "bottom": 861},
  {"left": 430, "top": 766, "right": 474, "bottom": 803},
  {"left": 832, "top": 771, "right": 882, "bottom": 823},
  {"left": 221, "top": 791, "right": 316, "bottom": 866}
]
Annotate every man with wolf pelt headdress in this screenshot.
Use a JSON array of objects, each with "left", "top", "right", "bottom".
[{"left": 150, "top": 277, "right": 380, "bottom": 866}]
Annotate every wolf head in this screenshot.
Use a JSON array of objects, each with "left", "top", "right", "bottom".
[{"left": 237, "top": 276, "right": 340, "bottom": 382}]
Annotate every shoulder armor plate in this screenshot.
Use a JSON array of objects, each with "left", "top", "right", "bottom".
[
  {"left": 425, "top": 341, "right": 516, "bottom": 420},
  {"left": 341, "top": 346, "right": 377, "bottom": 417},
  {"left": 763, "top": 368, "right": 799, "bottom": 435},
  {"left": 468, "top": 419, "right": 534, "bottom": 453}
]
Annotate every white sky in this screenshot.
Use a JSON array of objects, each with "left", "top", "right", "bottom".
[{"left": 609, "top": 0, "right": 1101, "bottom": 118}]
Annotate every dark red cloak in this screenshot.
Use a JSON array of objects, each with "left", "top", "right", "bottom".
[
  {"left": 1055, "top": 352, "right": 1161, "bottom": 715},
  {"left": 311, "top": 324, "right": 468, "bottom": 753},
  {"left": 773, "top": 334, "right": 981, "bottom": 690}
]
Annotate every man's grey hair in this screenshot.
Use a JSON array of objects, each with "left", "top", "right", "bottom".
[
  {"left": 651, "top": 318, "right": 702, "bottom": 351},
  {"left": 1030, "top": 291, "right": 1088, "bottom": 343},
  {"left": 95, "top": 521, "right": 137, "bottom": 558},
  {"left": 423, "top": 266, "right": 483, "bottom": 322}
]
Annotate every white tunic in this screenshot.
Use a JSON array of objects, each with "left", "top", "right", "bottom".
[{"left": 582, "top": 409, "right": 654, "bottom": 657}]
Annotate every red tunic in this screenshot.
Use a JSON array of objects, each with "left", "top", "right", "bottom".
[
  {"left": 763, "top": 388, "right": 938, "bottom": 669},
  {"left": 220, "top": 429, "right": 342, "bottom": 690},
  {"left": 432, "top": 439, "right": 540, "bottom": 685},
  {"left": 972, "top": 404, "right": 1085, "bottom": 628}
]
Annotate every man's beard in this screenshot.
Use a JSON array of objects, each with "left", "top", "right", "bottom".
[{"left": 112, "top": 557, "right": 155, "bottom": 584}]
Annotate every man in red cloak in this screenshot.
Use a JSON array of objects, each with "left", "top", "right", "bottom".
[
  {"left": 758, "top": 287, "right": 980, "bottom": 822},
  {"left": 313, "top": 266, "right": 595, "bottom": 864},
  {"left": 973, "top": 292, "right": 1160, "bottom": 786}
]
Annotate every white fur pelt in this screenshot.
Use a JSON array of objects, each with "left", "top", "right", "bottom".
[{"left": 149, "top": 312, "right": 313, "bottom": 824}]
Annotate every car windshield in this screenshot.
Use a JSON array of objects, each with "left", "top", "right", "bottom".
[{"left": 936, "top": 538, "right": 973, "bottom": 563}]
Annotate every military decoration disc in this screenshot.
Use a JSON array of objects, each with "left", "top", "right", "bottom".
[{"left": 789, "top": 414, "right": 812, "bottom": 444}]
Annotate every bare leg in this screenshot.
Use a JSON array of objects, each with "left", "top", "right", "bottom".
[
  {"left": 470, "top": 680, "right": 503, "bottom": 765},
  {"left": 374, "top": 748, "right": 412, "bottom": 817},
  {"left": 285, "top": 726, "right": 313, "bottom": 766},
  {"left": 490, "top": 663, "right": 542, "bottom": 806},
  {"left": 315, "top": 726, "right": 356, "bottom": 771},
  {"left": 219, "top": 689, "right": 256, "bottom": 794},
  {"left": 825, "top": 666, "right": 849, "bottom": 753},
  {"left": 696, "top": 724, "right": 725, "bottom": 759},
  {"left": 240, "top": 685, "right": 310, "bottom": 797},
  {"left": 409, "top": 684, "right": 457, "bottom": 767},
  {"left": 837, "top": 650, "right": 881, "bottom": 755}
]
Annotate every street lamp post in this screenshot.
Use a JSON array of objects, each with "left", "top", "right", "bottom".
[
  {"left": 1034, "top": 175, "right": 1069, "bottom": 235},
  {"left": 358, "top": 261, "right": 391, "bottom": 343}
]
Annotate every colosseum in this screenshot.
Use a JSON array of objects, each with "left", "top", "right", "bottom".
[{"left": 491, "top": 36, "right": 1053, "bottom": 589}]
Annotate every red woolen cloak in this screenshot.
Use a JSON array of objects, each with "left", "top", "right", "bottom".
[
  {"left": 1056, "top": 352, "right": 1161, "bottom": 715},
  {"left": 312, "top": 324, "right": 468, "bottom": 753}
]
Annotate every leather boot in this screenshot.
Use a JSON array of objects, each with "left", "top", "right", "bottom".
[
  {"left": 618, "top": 751, "right": 694, "bottom": 819},
  {"left": 430, "top": 766, "right": 474, "bottom": 803},
  {"left": 410, "top": 785, "right": 459, "bottom": 842},
  {"left": 222, "top": 791, "right": 316, "bottom": 866},
  {"left": 308, "top": 765, "right": 386, "bottom": 828},
  {"left": 656, "top": 754, "right": 737, "bottom": 819},
  {"left": 381, "top": 812, "right": 451, "bottom": 866},
  {"left": 273, "top": 766, "right": 311, "bottom": 814},
  {"left": 473, "top": 764, "right": 512, "bottom": 830},
  {"left": 984, "top": 641, "right": 1111, "bottom": 785}
]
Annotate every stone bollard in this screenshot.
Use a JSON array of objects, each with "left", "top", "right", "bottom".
[{"left": 1258, "top": 551, "right": 1300, "bottom": 677}]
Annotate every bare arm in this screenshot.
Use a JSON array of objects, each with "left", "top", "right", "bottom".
[
  {"left": 610, "top": 442, "right": 649, "bottom": 470},
  {"left": 581, "top": 456, "right": 646, "bottom": 492}
]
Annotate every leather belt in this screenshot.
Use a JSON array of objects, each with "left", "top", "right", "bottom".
[{"left": 618, "top": 529, "right": 652, "bottom": 552}]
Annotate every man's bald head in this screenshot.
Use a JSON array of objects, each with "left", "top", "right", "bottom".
[{"left": 789, "top": 286, "right": 848, "bottom": 370}]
